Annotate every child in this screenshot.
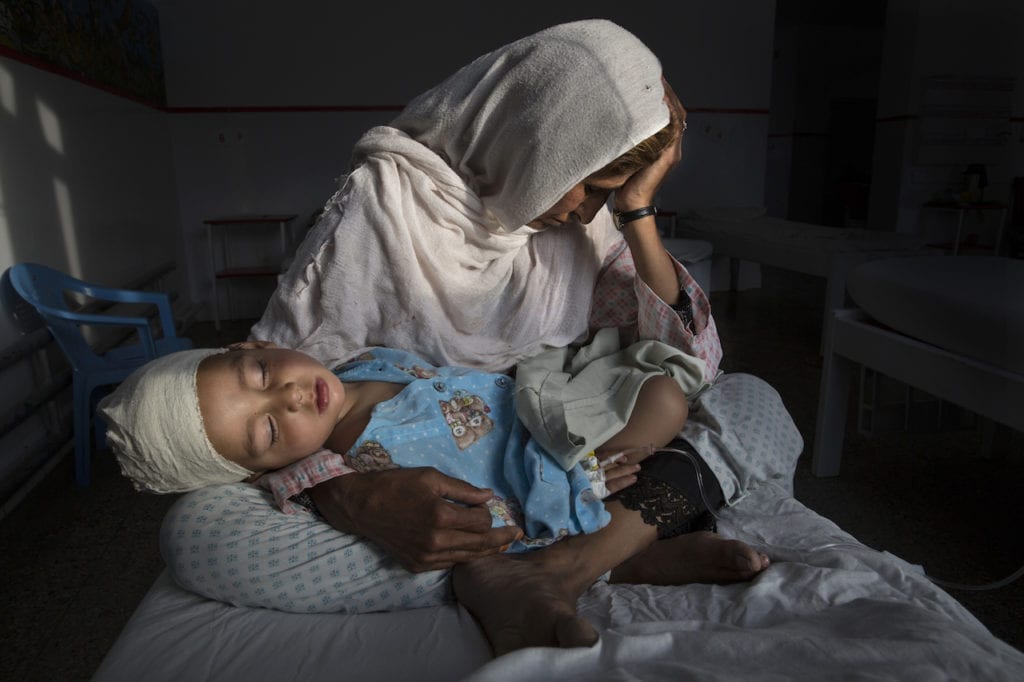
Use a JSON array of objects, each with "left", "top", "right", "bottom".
[{"left": 99, "top": 339, "right": 708, "bottom": 551}]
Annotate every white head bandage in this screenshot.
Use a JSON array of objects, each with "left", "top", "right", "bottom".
[{"left": 98, "top": 348, "right": 254, "bottom": 493}]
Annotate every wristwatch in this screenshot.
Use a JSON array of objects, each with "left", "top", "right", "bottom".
[{"left": 613, "top": 205, "right": 657, "bottom": 230}]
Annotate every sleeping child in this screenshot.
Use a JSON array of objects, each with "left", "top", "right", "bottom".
[{"left": 97, "top": 336, "right": 714, "bottom": 552}]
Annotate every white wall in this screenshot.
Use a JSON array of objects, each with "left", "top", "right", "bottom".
[
  {"left": 154, "top": 0, "right": 777, "bottom": 316},
  {"left": 157, "top": 1, "right": 775, "bottom": 108},
  {"left": 0, "top": 55, "right": 181, "bottom": 496},
  {"left": 0, "top": 0, "right": 776, "bottom": 497},
  {"left": 0, "top": 57, "right": 182, "bottom": 346}
]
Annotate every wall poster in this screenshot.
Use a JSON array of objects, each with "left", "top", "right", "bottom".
[{"left": 0, "top": 0, "right": 165, "bottom": 105}]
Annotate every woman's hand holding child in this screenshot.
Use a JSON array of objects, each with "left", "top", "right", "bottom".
[{"left": 310, "top": 467, "right": 522, "bottom": 572}]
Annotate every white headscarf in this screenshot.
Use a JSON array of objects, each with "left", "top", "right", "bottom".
[
  {"left": 97, "top": 349, "right": 254, "bottom": 493},
  {"left": 252, "top": 20, "right": 669, "bottom": 371}
]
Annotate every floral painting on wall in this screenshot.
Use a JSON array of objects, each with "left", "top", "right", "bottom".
[{"left": 0, "top": 0, "right": 165, "bottom": 105}]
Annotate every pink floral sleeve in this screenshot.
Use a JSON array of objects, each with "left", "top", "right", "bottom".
[
  {"left": 590, "top": 241, "right": 722, "bottom": 381},
  {"left": 255, "top": 449, "right": 355, "bottom": 514}
]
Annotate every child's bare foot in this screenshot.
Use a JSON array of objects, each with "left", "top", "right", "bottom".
[
  {"left": 610, "top": 531, "right": 770, "bottom": 585},
  {"left": 452, "top": 552, "right": 598, "bottom": 657}
]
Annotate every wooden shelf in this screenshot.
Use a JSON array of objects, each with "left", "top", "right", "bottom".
[
  {"left": 204, "top": 214, "right": 298, "bottom": 329},
  {"left": 919, "top": 202, "right": 1008, "bottom": 256}
]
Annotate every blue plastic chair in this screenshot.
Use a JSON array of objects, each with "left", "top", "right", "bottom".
[{"left": 8, "top": 263, "right": 193, "bottom": 486}]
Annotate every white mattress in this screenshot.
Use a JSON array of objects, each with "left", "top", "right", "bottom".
[
  {"left": 848, "top": 255, "right": 1024, "bottom": 374},
  {"left": 94, "top": 483, "right": 1024, "bottom": 681}
]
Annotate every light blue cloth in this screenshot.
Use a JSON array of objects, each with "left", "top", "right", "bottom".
[{"left": 334, "top": 348, "right": 610, "bottom": 551}]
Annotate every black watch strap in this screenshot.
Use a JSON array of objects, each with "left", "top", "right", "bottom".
[{"left": 613, "top": 205, "right": 657, "bottom": 230}]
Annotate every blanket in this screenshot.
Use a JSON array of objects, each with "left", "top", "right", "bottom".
[{"left": 95, "top": 484, "right": 1024, "bottom": 681}]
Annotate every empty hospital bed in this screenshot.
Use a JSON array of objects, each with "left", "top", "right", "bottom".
[{"left": 674, "top": 208, "right": 929, "bottom": 349}]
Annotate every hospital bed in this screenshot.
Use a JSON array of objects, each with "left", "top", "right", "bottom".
[
  {"left": 91, "top": 248, "right": 1024, "bottom": 680},
  {"left": 813, "top": 254, "right": 1024, "bottom": 477},
  {"left": 674, "top": 208, "right": 929, "bottom": 350},
  {"left": 94, "top": 480, "right": 1024, "bottom": 680}
]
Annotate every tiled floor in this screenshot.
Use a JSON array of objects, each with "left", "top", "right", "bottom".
[{"left": 0, "top": 268, "right": 1021, "bottom": 681}]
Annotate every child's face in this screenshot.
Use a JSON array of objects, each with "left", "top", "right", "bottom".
[{"left": 196, "top": 343, "right": 351, "bottom": 473}]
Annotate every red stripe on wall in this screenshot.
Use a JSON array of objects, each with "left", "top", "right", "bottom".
[
  {"left": 0, "top": 51, "right": 771, "bottom": 116},
  {"left": 767, "top": 132, "right": 829, "bottom": 138},
  {"left": 876, "top": 114, "right": 1024, "bottom": 123},
  {"left": 6, "top": 50, "right": 1020, "bottom": 123},
  {"left": 876, "top": 115, "right": 918, "bottom": 123},
  {"left": 164, "top": 104, "right": 406, "bottom": 113},
  {"left": 1, "top": 49, "right": 407, "bottom": 112},
  {"left": 687, "top": 107, "right": 769, "bottom": 115},
  {"left": 168, "top": 105, "right": 772, "bottom": 115},
  {"left": 0, "top": 45, "right": 165, "bottom": 110}
]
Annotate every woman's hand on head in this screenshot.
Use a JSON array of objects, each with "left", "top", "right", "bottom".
[
  {"left": 613, "top": 79, "right": 686, "bottom": 213},
  {"left": 309, "top": 467, "right": 522, "bottom": 572}
]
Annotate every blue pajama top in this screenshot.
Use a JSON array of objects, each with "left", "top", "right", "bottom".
[{"left": 334, "top": 348, "right": 609, "bottom": 551}]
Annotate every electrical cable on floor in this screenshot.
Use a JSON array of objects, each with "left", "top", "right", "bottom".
[{"left": 927, "top": 564, "right": 1024, "bottom": 592}]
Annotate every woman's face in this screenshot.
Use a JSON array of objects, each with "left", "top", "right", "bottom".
[{"left": 527, "top": 171, "right": 634, "bottom": 229}]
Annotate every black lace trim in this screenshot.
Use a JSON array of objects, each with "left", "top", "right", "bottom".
[{"left": 612, "top": 476, "right": 716, "bottom": 539}]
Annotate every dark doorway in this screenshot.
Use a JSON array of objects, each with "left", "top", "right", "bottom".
[{"left": 824, "top": 98, "right": 877, "bottom": 227}]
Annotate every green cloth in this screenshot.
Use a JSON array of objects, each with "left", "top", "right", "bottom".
[{"left": 515, "top": 328, "right": 708, "bottom": 471}]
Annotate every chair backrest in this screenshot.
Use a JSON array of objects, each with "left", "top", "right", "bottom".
[
  {"left": 9, "top": 264, "right": 108, "bottom": 372},
  {"left": 1, "top": 268, "right": 46, "bottom": 334},
  {"left": 7, "top": 263, "right": 162, "bottom": 373}
]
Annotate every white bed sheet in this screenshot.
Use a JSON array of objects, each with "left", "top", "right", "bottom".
[{"left": 94, "top": 483, "right": 1024, "bottom": 682}]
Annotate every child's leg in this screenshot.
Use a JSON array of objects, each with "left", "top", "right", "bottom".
[
  {"left": 598, "top": 374, "right": 689, "bottom": 454},
  {"left": 453, "top": 380, "right": 762, "bottom": 655},
  {"left": 597, "top": 375, "right": 771, "bottom": 584},
  {"left": 594, "top": 375, "right": 689, "bottom": 493},
  {"left": 452, "top": 497, "right": 768, "bottom": 655}
]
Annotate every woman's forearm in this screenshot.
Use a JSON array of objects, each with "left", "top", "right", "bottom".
[
  {"left": 309, "top": 473, "right": 363, "bottom": 535},
  {"left": 620, "top": 216, "right": 681, "bottom": 306}
]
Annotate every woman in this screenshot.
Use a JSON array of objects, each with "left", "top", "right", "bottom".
[
  {"left": 164, "top": 19, "right": 801, "bottom": 655},
  {"left": 251, "top": 19, "right": 718, "bottom": 375}
]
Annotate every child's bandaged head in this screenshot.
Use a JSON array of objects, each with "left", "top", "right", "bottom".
[{"left": 98, "top": 348, "right": 254, "bottom": 493}]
